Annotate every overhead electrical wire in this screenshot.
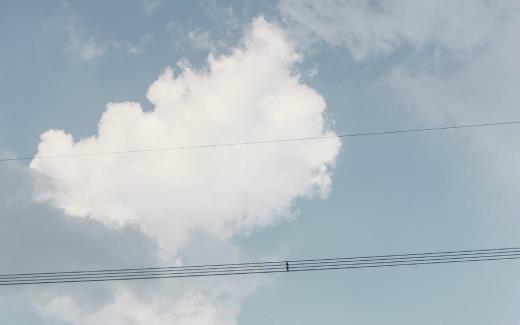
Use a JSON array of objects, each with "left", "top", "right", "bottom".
[
  {"left": 1, "top": 120, "right": 520, "bottom": 163},
  {"left": 1, "top": 247, "right": 519, "bottom": 286}
]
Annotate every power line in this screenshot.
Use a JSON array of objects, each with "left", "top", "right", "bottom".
[
  {"left": 1, "top": 120, "right": 520, "bottom": 163},
  {"left": 1, "top": 247, "right": 519, "bottom": 286}
]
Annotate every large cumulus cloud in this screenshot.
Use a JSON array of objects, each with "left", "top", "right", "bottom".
[{"left": 30, "top": 17, "right": 341, "bottom": 255}]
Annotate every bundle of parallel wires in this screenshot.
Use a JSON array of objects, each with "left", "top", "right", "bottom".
[{"left": 1, "top": 247, "right": 519, "bottom": 286}]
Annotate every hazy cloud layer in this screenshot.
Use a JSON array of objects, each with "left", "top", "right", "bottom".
[
  {"left": 63, "top": 3, "right": 152, "bottom": 62},
  {"left": 38, "top": 279, "right": 255, "bottom": 325},
  {"left": 280, "top": 0, "right": 520, "bottom": 181},
  {"left": 141, "top": 0, "right": 162, "bottom": 15},
  {"left": 40, "top": 290, "right": 228, "bottom": 325},
  {"left": 280, "top": 0, "right": 517, "bottom": 60},
  {"left": 388, "top": 6, "right": 520, "bottom": 179},
  {"left": 0, "top": 157, "right": 261, "bottom": 324},
  {"left": 0, "top": 159, "right": 155, "bottom": 323},
  {"left": 68, "top": 27, "right": 151, "bottom": 62}
]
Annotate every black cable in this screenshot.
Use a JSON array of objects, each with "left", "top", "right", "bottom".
[
  {"left": 0, "top": 264, "right": 286, "bottom": 281},
  {"left": 2, "top": 253, "right": 519, "bottom": 284},
  {"left": 2, "top": 255, "right": 519, "bottom": 286},
  {"left": 289, "top": 252, "right": 520, "bottom": 269},
  {"left": 0, "top": 260, "right": 283, "bottom": 278},
  {"left": 2, "top": 247, "right": 517, "bottom": 280},
  {"left": 2, "top": 120, "right": 519, "bottom": 163},
  {"left": 289, "top": 255, "right": 520, "bottom": 273},
  {"left": 1, "top": 247, "right": 519, "bottom": 286},
  {"left": 288, "top": 247, "right": 520, "bottom": 266}
]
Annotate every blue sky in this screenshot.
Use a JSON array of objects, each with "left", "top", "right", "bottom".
[{"left": 2, "top": 1, "right": 520, "bottom": 324}]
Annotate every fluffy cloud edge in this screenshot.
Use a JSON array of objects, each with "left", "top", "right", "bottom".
[{"left": 30, "top": 17, "right": 342, "bottom": 256}]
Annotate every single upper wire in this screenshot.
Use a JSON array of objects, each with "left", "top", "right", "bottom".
[{"left": 2, "top": 120, "right": 520, "bottom": 163}]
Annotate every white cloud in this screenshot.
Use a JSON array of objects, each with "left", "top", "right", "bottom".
[
  {"left": 31, "top": 227, "right": 263, "bottom": 324},
  {"left": 187, "top": 30, "right": 227, "bottom": 51},
  {"left": 122, "top": 34, "right": 153, "bottom": 56},
  {"left": 0, "top": 157, "right": 263, "bottom": 325},
  {"left": 280, "top": 0, "right": 518, "bottom": 60},
  {"left": 38, "top": 286, "right": 245, "bottom": 325},
  {"left": 68, "top": 30, "right": 151, "bottom": 62},
  {"left": 31, "top": 17, "right": 341, "bottom": 256},
  {"left": 280, "top": 0, "right": 520, "bottom": 180},
  {"left": 29, "top": 18, "right": 340, "bottom": 324},
  {"left": 66, "top": 11, "right": 151, "bottom": 62},
  {"left": 141, "top": 0, "right": 161, "bottom": 15},
  {"left": 68, "top": 29, "right": 109, "bottom": 62},
  {"left": 388, "top": 11, "right": 520, "bottom": 180}
]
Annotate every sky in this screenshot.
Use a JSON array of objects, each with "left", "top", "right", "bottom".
[{"left": 1, "top": 0, "right": 520, "bottom": 324}]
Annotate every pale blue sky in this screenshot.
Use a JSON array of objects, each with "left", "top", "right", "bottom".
[{"left": 2, "top": 1, "right": 520, "bottom": 324}]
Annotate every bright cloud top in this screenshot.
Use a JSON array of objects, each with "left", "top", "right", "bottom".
[{"left": 30, "top": 17, "right": 341, "bottom": 254}]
